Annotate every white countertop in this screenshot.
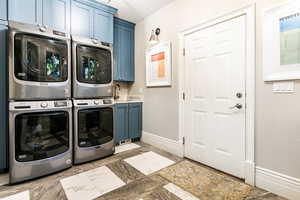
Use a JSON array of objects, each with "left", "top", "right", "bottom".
[{"left": 115, "top": 100, "right": 144, "bottom": 104}]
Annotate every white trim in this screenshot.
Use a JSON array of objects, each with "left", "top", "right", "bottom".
[
  {"left": 141, "top": 131, "right": 184, "bottom": 157},
  {"left": 178, "top": 3, "right": 256, "bottom": 185},
  {"left": 256, "top": 167, "right": 300, "bottom": 200}
]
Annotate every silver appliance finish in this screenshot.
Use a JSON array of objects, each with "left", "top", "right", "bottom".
[
  {"left": 73, "top": 99, "right": 115, "bottom": 164},
  {"left": 8, "top": 21, "right": 72, "bottom": 100},
  {"left": 72, "top": 36, "right": 114, "bottom": 99},
  {"left": 9, "top": 100, "right": 73, "bottom": 184}
]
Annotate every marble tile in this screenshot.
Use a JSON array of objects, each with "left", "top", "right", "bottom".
[
  {"left": 30, "top": 179, "right": 67, "bottom": 200},
  {"left": 107, "top": 160, "right": 145, "bottom": 184},
  {"left": 0, "top": 191, "right": 30, "bottom": 200},
  {"left": 115, "top": 143, "right": 141, "bottom": 154},
  {"left": 124, "top": 151, "right": 175, "bottom": 175},
  {"left": 164, "top": 183, "right": 200, "bottom": 200},
  {"left": 60, "top": 166, "right": 125, "bottom": 200},
  {"left": 97, "top": 175, "right": 167, "bottom": 200},
  {"left": 142, "top": 187, "right": 182, "bottom": 200},
  {"left": 0, "top": 143, "right": 287, "bottom": 200},
  {"left": 159, "top": 160, "right": 252, "bottom": 200}
]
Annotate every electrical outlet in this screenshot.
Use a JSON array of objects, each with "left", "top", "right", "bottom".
[{"left": 272, "top": 81, "right": 295, "bottom": 93}]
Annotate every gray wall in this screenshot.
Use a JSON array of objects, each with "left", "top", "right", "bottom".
[{"left": 129, "top": 0, "right": 300, "bottom": 179}]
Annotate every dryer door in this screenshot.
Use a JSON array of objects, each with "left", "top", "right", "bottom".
[
  {"left": 15, "top": 111, "right": 70, "bottom": 162},
  {"left": 78, "top": 107, "right": 113, "bottom": 147}
]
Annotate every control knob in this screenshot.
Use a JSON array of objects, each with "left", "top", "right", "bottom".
[{"left": 41, "top": 102, "right": 48, "bottom": 108}]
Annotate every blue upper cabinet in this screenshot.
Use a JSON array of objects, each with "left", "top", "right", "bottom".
[
  {"left": 93, "top": 9, "right": 113, "bottom": 43},
  {"left": 9, "top": 0, "right": 42, "bottom": 25},
  {"left": 42, "top": 0, "right": 71, "bottom": 33},
  {"left": 114, "top": 18, "right": 135, "bottom": 82},
  {"left": 71, "top": 0, "right": 117, "bottom": 43},
  {"left": 71, "top": 0, "right": 93, "bottom": 38},
  {"left": 9, "top": 0, "right": 71, "bottom": 33},
  {"left": 0, "top": 0, "right": 7, "bottom": 21}
]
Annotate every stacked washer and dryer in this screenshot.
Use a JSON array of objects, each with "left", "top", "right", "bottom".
[{"left": 8, "top": 21, "right": 115, "bottom": 184}]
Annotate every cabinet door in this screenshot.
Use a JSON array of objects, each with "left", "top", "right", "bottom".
[
  {"left": 93, "top": 9, "right": 113, "bottom": 43},
  {"left": 0, "top": 25, "right": 7, "bottom": 171},
  {"left": 128, "top": 103, "right": 142, "bottom": 139},
  {"left": 114, "top": 21, "right": 135, "bottom": 82},
  {"left": 115, "top": 104, "right": 129, "bottom": 144},
  {"left": 9, "top": 0, "right": 42, "bottom": 25},
  {"left": 122, "top": 26, "right": 134, "bottom": 81},
  {"left": 0, "top": 0, "right": 7, "bottom": 21},
  {"left": 43, "top": 0, "right": 70, "bottom": 33},
  {"left": 71, "top": 0, "right": 93, "bottom": 38},
  {"left": 113, "top": 23, "right": 122, "bottom": 80}
]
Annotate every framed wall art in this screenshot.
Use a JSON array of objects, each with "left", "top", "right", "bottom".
[
  {"left": 146, "top": 42, "right": 172, "bottom": 87},
  {"left": 263, "top": 0, "right": 300, "bottom": 81}
]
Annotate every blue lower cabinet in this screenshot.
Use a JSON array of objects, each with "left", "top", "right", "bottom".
[
  {"left": 115, "top": 103, "right": 142, "bottom": 144},
  {"left": 128, "top": 103, "right": 142, "bottom": 139},
  {"left": 115, "top": 103, "right": 129, "bottom": 144},
  {"left": 0, "top": 25, "right": 7, "bottom": 172}
]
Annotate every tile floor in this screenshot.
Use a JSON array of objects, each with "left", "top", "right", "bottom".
[{"left": 0, "top": 143, "right": 287, "bottom": 200}]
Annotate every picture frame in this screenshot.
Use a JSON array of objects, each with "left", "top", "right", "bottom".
[
  {"left": 263, "top": 0, "right": 300, "bottom": 81},
  {"left": 145, "top": 42, "right": 172, "bottom": 87}
]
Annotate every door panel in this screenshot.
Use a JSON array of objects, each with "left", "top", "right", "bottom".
[
  {"left": 71, "top": 1, "right": 93, "bottom": 38},
  {"left": 43, "top": 0, "right": 70, "bottom": 33},
  {"left": 113, "top": 18, "right": 135, "bottom": 82},
  {"left": 115, "top": 104, "right": 128, "bottom": 143},
  {"left": 129, "top": 103, "right": 142, "bottom": 139},
  {"left": 184, "top": 15, "right": 246, "bottom": 178},
  {"left": 0, "top": 25, "right": 7, "bottom": 171},
  {"left": 93, "top": 9, "right": 113, "bottom": 43},
  {"left": 9, "top": 0, "right": 42, "bottom": 25}
]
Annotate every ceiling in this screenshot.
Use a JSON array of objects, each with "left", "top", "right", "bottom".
[{"left": 96, "top": 0, "right": 175, "bottom": 23}]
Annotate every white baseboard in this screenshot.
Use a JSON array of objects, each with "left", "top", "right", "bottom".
[
  {"left": 244, "top": 160, "right": 255, "bottom": 186},
  {"left": 0, "top": 173, "right": 9, "bottom": 186},
  {"left": 256, "top": 167, "right": 300, "bottom": 200},
  {"left": 141, "top": 131, "right": 184, "bottom": 157}
]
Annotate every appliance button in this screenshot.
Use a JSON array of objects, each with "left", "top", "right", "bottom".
[
  {"left": 41, "top": 102, "right": 48, "bottom": 108},
  {"left": 94, "top": 100, "right": 100, "bottom": 105}
]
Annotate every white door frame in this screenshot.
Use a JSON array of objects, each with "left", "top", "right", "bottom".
[{"left": 178, "top": 4, "right": 256, "bottom": 185}]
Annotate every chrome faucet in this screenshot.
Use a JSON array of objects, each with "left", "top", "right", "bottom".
[{"left": 114, "top": 84, "right": 121, "bottom": 100}]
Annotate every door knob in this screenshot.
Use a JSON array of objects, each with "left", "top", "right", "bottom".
[{"left": 229, "top": 103, "right": 243, "bottom": 109}]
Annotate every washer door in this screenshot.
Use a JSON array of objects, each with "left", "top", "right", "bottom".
[
  {"left": 76, "top": 45, "right": 112, "bottom": 84},
  {"left": 15, "top": 111, "right": 70, "bottom": 162},
  {"left": 78, "top": 107, "right": 113, "bottom": 148},
  {"left": 14, "top": 33, "right": 68, "bottom": 83}
]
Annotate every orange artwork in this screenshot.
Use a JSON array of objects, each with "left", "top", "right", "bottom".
[{"left": 151, "top": 52, "right": 166, "bottom": 78}]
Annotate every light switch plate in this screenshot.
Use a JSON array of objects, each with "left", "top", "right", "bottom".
[{"left": 272, "top": 81, "right": 295, "bottom": 93}]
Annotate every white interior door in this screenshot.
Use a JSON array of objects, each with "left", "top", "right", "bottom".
[{"left": 184, "top": 15, "right": 246, "bottom": 178}]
